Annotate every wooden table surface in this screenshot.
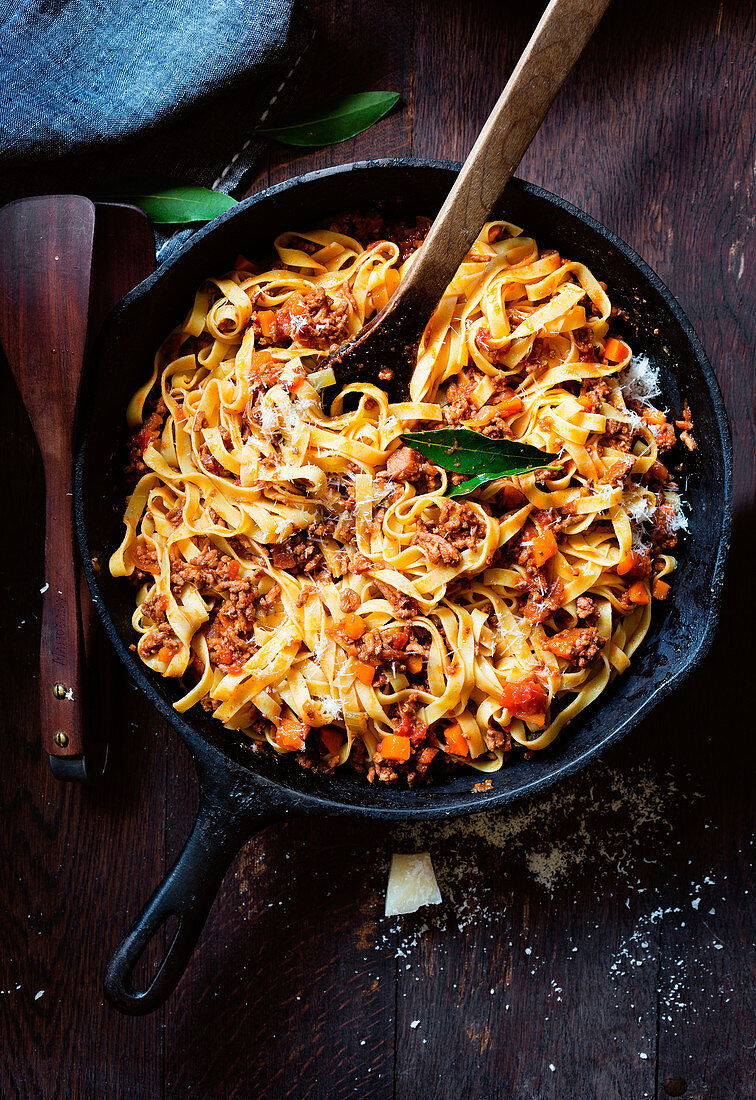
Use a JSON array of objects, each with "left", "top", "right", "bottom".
[{"left": 1, "top": 1, "right": 753, "bottom": 1096}]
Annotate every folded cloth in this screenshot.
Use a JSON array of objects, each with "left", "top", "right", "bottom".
[{"left": 0, "top": 0, "right": 315, "bottom": 205}]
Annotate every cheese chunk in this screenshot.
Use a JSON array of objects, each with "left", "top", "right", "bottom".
[{"left": 384, "top": 852, "right": 442, "bottom": 916}]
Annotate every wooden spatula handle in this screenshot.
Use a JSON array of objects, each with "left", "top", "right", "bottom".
[
  {"left": 40, "top": 465, "right": 87, "bottom": 757},
  {"left": 394, "top": 0, "right": 612, "bottom": 318}
]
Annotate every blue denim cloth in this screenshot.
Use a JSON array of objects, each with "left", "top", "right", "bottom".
[{"left": 0, "top": 0, "right": 314, "bottom": 205}]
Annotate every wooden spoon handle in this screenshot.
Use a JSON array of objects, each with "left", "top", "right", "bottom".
[{"left": 395, "top": 0, "right": 612, "bottom": 318}]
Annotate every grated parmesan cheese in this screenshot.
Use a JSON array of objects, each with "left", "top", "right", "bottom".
[
  {"left": 620, "top": 355, "right": 662, "bottom": 403},
  {"left": 318, "top": 695, "right": 342, "bottom": 720},
  {"left": 385, "top": 853, "right": 442, "bottom": 916}
]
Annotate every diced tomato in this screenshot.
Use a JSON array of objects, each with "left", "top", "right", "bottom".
[
  {"left": 389, "top": 627, "right": 409, "bottom": 649},
  {"left": 281, "top": 374, "right": 305, "bottom": 394},
  {"left": 135, "top": 427, "right": 153, "bottom": 453},
  {"left": 394, "top": 714, "right": 428, "bottom": 747},
  {"left": 380, "top": 734, "right": 411, "bottom": 762},
  {"left": 500, "top": 677, "right": 549, "bottom": 722},
  {"left": 499, "top": 396, "right": 524, "bottom": 417}
]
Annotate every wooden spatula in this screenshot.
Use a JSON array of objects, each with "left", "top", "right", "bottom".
[
  {"left": 0, "top": 195, "right": 96, "bottom": 776},
  {"left": 329, "top": 0, "right": 612, "bottom": 397}
]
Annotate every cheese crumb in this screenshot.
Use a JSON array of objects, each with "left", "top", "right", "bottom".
[
  {"left": 385, "top": 853, "right": 442, "bottom": 917},
  {"left": 410, "top": 1019, "right": 420, "bottom": 1029}
]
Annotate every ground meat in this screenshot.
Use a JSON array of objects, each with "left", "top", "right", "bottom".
[
  {"left": 275, "top": 286, "right": 355, "bottom": 351},
  {"left": 270, "top": 532, "right": 329, "bottom": 580},
  {"left": 170, "top": 546, "right": 255, "bottom": 595},
  {"left": 573, "top": 327, "right": 597, "bottom": 363},
  {"left": 139, "top": 621, "right": 180, "bottom": 658},
  {"left": 371, "top": 579, "right": 419, "bottom": 620},
  {"left": 519, "top": 337, "right": 557, "bottom": 376},
  {"left": 543, "top": 626, "right": 600, "bottom": 667},
  {"left": 579, "top": 377, "right": 611, "bottom": 411},
  {"left": 129, "top": 542, "right": 159, "bottom": 581},
  {"left": 198, "top": 444, "right": 228, "bottom": 478},
  {"left": 326, "top": 214, "right": 431, "bottom": 261},
  {"left": 339, "top": 586, "right": 360, "bottom": 613},
  {"left": 650, "top": 502, "right": 679, "bottom": 551},
  {"left": 485, "top": 724, "right": 513, "bottom": 752},
  {"left": 651, "top": 420, "right": 677, "bottom": 453},
  {"left": 523, "top": 576, "right": 565, "bottom": 624},
  {"left": 441, "top": 373, "right": 479, "bottom": 424},
  {"left": 576, "top": 596, "right": 597, "bottom": 623},
  {"left": 602, "top": 420, "right": 637, "bottom": 454},
  {"left": 415, "top": 500, "right": 486, "bottom": 566},
  {"left": 125, "top": 398, "right": 167, "bottom": 480}
]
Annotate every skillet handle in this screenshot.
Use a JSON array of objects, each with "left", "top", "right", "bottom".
[{"left": 104, "top": 789, "right": 278, "bottom": 1015}]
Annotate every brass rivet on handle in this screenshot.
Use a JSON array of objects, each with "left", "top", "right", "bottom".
[
  {"left": 53, "top": 682, "right": 67, "bottom": 699},
  {"left": 54, "top": 731, "right": 69, "bottom": 748}
]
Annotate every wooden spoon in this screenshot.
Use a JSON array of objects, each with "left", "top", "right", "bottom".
[{"left": 329, "top": 0, "right": 612, "bottom": 397}]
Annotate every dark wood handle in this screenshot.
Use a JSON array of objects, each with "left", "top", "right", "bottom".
[
  {"left": 393, "top": 0, "right": 612, "bottom": 318},
  {"left": 40, "top": 465, "right": 86, "bottom": 757}
]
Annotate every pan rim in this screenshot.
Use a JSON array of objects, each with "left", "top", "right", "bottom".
[{"left": 76, "top": 157, "right": 733, "bottom": 820}]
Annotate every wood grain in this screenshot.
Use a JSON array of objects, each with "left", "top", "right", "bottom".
[{"left": 1, "top": 1, "right": 753, "bottom": 1097}]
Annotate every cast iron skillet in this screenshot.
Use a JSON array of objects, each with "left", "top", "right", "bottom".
[{"left": 76, "top": 160, "right": 732, "bottom": 1016}]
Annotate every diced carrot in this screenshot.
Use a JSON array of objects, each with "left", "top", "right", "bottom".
[
  {"left": 652, "top": 579, "right": 670, "bottom": 600},
  {"left": 277, "top": 717, "right": 309, "bottom": 751},
  {"left": 340, "top": 613, "right": 366, "bottom": 640},
  {"left": 157, "top": 646, "right": 173, "bottom": 664},
  {"left": 531, "top": 528, "right": 557, "bottom": 566},
  {"left": 627, "top": 580, "right": 650, "bottom": 605},
  {"left": 257, "top": 310, "right": 276, "bottom": 341},
  {"left": 355, "top": 661, "right": 375, "bottom": 685},
  {"left": 444, "top": 722, "right": 469, "bottom": 757},
  {"left": 320, "top": 727, "right": 343, "bottom": 755},
  {"left": 603, "top": 337, "right": 630, "bottom": 362},
  {"left": 500, "top": 396, "right": 523, "bottom": 417},
  {"left": 577, "top": 394, "right": 594, "bottom": 409},
  {"left": 380, "top": 734, "right": 411, "bottom": 762},
  {"left": 174, "top": 404, "right": 186, "bottom": 421},
  {"left": 617, "top": 551, "right": 637, "bottom": 576},
  {"left": 406, "top": 654, "right": 423, "bottom": 675}
]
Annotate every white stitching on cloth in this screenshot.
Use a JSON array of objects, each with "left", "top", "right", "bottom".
[{"left": 211, "top": 31, "right": 314, "bottom": 191}]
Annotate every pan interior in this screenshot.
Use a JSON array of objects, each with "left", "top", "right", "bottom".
[{"left": 77, "top": 161, "right": 731, "bottom": 818}]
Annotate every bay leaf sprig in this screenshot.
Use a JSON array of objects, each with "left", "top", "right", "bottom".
[
  {"left": 255, "top": 91, "right": 400, "bottom": 147},
  {"left": 92, "top": 183, "right": 238, "bottom": 225},
  {"left": 400, "top": 429, "right": 560, "bottom": 498}
]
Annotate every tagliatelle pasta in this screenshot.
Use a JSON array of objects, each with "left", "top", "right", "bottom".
[{"left": 111, "top": 214, "right": 692, "bottom": 787}]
